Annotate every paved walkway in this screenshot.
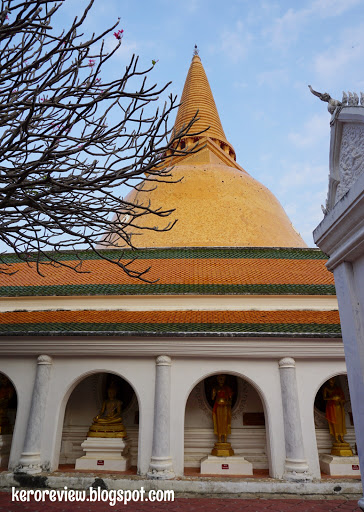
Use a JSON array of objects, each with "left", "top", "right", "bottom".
[{"left": 0, "top": 492, "right": 362, "bottom": 512}]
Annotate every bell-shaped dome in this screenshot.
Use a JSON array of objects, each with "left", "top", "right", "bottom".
[{"left": 115, "top": 160, "right": 305, "bottom": 248}]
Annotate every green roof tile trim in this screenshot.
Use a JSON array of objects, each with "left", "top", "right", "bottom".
[
  {"left": 1, "top": 246, "right": 328, "bottom": 263},
  {"left": 0, "top": 322, "right": 341, "bottom": 337},
  {"left": 0, "top": 283, "right": 336, "bottom": 297}
]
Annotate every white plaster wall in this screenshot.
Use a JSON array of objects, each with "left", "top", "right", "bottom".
[
  {"left": 169, "top": 358, "right": 285, "bottom": 478},
  {"left": 295, "top": 359, "right": 348, "bottom": 479},
  {"left": 39, "top": 357, "right": 155, "bottom": 475},
  {"left": 0, "top": 346, "right": 351, "bottom": 480},
  {"left": 0, "top": 358, "right": 37, "bottom": 470}
]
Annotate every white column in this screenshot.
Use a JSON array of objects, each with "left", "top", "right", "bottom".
[
  {"left": 147, "top": 355, "right": 174, "bottom": 479},
  {"left": 279, "top": 357, "right": 312, "bottom": 482},
  {"left": 16, "top": 355, "right": 53, "bottom": 474}
]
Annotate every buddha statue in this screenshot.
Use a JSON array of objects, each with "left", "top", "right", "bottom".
[
  {"left": 0, "top": 375, "right": 14, "bottom": 435},
  {"left": 87, "top": 382, "right": 127, "bottom": 438},
  {"left": 323, "top": 377, "right": 353, "bottom": 456},
  {"left": 211, "top": 374, "right": 234, "bottom": 457}
]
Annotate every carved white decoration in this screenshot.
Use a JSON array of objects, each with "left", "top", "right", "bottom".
[
  {"left": 336, "top": 123, "right": 364, "bottom": 202},
  {"left": 194, "top": 381, "right": 212, "bottom": 419},
  {"left": 232, "top": 379, "right": 249, "bottom": 420}
]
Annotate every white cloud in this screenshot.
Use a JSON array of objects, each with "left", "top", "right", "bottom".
[
  {"left": 218, "top": 21, "right": 253, "bottom": 62},
  {"left": 267, "top": 0, "right": 362, "bottom": 48},
  {"left": 233, "top": 80, "right": 249, "bottom": 89},
  {"left": 310, "top": 0, "right": 362, "bottom": 17},
  {"left": 281, "top": 185, "right": 328, "bottom": 246},
  {"left": 313, "top": 23, "right": 364, "bottom": 83},
  {"left": 267, "top": 7, "right": 310, "bottom": 48},
  {"left": 278, "top": 162, "right": 327, "bottom": 192},
  {"left": 185, "top": 0, "right": 201, "bottom": 12},
  {"left": 257, "top": 68, "right": 289, "bottom": 87},
  {"left": 288, "top": 113, "right": 329, "bottom": 148}
]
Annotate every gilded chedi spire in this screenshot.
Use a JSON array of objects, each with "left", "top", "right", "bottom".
[
  {"left": 110, "top": 53, "right": 307, "bottom": 249},
  {"left": 173, "top": 52, "right": 235, "bottom": 159}
]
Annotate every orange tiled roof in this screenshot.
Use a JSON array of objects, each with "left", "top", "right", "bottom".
[
  {"left": 0, "top": 310, "right": 340, "bottom": 325},
  {"left": 1, "top": 257, "right": 334, "bottom": 287},
  {"left": 0, "top": 309, "right": 341, "bottom": 337},
  {"left": 0, "top": 247, "right": 334, "bottom": 297}
]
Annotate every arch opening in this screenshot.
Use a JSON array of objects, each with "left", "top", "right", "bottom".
[
  {"left": 184, "top": 372, "right": 268, "bottom": 476},
  {"left": 314, "top": 373, "right": 358, "bottom": 475},
  {"left": 0, "top": 373, "right": 17, "bottom": 469},
  {"left": 59, "top": 372, "right": 139, "bottom": 472}
]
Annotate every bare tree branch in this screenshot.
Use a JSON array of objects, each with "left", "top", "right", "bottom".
[{"left": 0, "top": 0, "right": 204, "bottom": 279}]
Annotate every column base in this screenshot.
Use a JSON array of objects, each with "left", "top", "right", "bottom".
[
  {"left": 75, "top": 437, "right": 130, "bottom": 472},
  {"left": 284, "top": 458, "right": 312, "bottom": 482},
  {"left": 201, "top": 455, "right": 253, "bottom": 476},
  {"left": 15, "top": 452, "right": 42, "bottom": 474},
  {"left": 147, "top": 456, "right": 175, "bottom": 480},
  {"left": 320, "top": 454, "right": 360, "bottom": 476}
]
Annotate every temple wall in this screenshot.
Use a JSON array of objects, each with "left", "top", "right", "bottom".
[{"left": 0, "top": 344, "right": 351, "bottom": 478}]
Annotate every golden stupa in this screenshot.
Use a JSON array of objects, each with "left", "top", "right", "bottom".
[{"left": 113, "top": 51, "right": 306, "bottom": 248}]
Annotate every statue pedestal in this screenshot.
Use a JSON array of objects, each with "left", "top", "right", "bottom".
[
  {"left": 319, "top": 454, "right": 361, "bottom": 476},
  {"left": 200, "top": 455, "right": 253, "bottom": 476},
  {"left": 211, "top": 442, "right": 234, "bottom": 457},
  {"left": 0, "top": 434, "right": 12, "bottom": 469},
  {"left": 75, "top": 437, "right": 130, "bottom": 472},
  {"left": 330, "top": 441, "right": 353, "bottom": 457}
]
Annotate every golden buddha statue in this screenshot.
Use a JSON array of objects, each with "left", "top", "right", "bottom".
[
  {"left": 87, "top": 382, "right": 127, "bottom": 438},
  {"left": 323, "top": 377, "right": 353, "bottom": 456},
  {"left": 0, "top": 375, "right": 14, "bottom": 435},
  {"left": 211, "top": 374, "right": 234, "bottom": 457}
]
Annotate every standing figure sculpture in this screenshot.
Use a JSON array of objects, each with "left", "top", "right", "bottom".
[
  {"left": 88, "top": 381, "right": 127, "bottom": 438},
  {"left": 211, "top": 374, "right": 234, "bottom": 456},
  {"left": 323, "top": 378, "right": 353, "bottom": 456}
]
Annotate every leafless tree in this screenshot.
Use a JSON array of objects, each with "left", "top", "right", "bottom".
[{"left": 0, "top": 0, "right": 200, "bottom": 279}]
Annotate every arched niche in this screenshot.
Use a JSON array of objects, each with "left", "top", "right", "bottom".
[
  {"left": 0, "top": 373, "right": 17, "bottom": 469},
  {"left": 314, "top": 373, "right": 357, "bottom": 459},
  {"left": 59, "top": 372, "right": 139, "bottom": 470},
  {"left": 184, "top": 372, "right": 267, "bottom": 473}
]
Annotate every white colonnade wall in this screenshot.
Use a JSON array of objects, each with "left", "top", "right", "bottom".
[{"left": 0, "top": 341, "right": 350, "bottom": 478}]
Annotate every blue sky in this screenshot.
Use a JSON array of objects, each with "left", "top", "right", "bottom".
[{"left": 45, "top": 0, "right": 364, "bottom": 246}]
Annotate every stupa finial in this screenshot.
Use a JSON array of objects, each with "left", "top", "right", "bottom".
[{"left": 193, "top": 44, "right": 199, "bottom": 58}]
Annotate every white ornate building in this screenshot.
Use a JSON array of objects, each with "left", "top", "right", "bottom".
[{"left": 314, "top": 99, "right": 364, "bottom": 507}]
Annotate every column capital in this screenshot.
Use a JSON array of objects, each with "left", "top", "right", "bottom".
[
  {"left": 37, "top": 355, "right": 53, "bottom": 365},
  {"left": 156, "top": 355, "right": 171, "bottom": 366},
  {"left": 279, "top": 357, "right": 295, "bottom": 369}
]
